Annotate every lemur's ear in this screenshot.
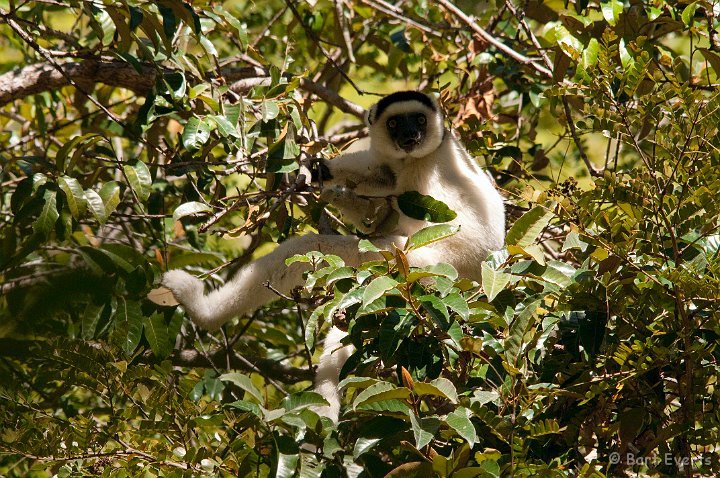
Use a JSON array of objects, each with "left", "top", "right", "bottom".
[{"left": 365, "top": 103, "right": 378, "bottom": 125}]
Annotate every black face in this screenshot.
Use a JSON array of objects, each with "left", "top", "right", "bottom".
[{"left": 386, "top": 112, "right": 427, "bottom": 152}]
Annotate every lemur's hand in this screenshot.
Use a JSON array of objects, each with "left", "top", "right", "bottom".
[
  {"left": 319, "top": 185, "right": 352, "bottom": 204},
  {"left": 310, "top": 157, "right": 333, "bottom": 183}
]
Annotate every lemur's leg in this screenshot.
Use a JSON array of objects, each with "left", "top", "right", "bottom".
[{"left": 312, "top": 326, "right": 355, "bottom": 422}]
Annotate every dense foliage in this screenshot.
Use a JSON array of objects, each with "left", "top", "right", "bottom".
[{"left": 1, "top": 0, "right": 719, "bottom": 476}]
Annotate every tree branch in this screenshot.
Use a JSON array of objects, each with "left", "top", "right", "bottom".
[
  {"left": 0, "top": 59, "right": 365, "bottom": 118},
  {"left": 172, "top": 348, "right": 313, "bottom": 383}
]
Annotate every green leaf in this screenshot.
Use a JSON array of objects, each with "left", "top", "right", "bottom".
[
  {"left": 379, "top": 312, "right": 416, "bottom": 361},
  {"left": 158, "top": 5, "right": 178, "bottom": 38},
  {"left": 443, "top": 292, "right": 470, "bottom": 320},
  {"left": 406, "top": 224, "right": 459, "bottom": 250},
  {"left": 700, "top": 48, "right": 720, "bottom": 77},
  {"left": 210, "top": 114, "right": 241, "bottom": 138},
  {"left": 561, "top": 230, "right": 589, "bottom": 252},
  {"left": 182, "top": 117, "right": 213, "bottom": 151},
  {"left": 505, "top": 300, "right": 540, "bottom": 366},
  {"left": 199, "top": 35, "right": 218, "bottom": 58},
  {"left": 507, "top": 244, "right": 546, "bottom": 265},
  {"left": 81, "top": 245, "right": 135, "bottom": 273},
  {"left": 326, "top": 266, "right": 355, "bottom": 284},
  {"left": 261, "top": 100, "right": 280, "bottom": 121},
  {"left": 266, "top": 136, "right": 300, "bottom": 173},
  {"left": 681, "top": 1, "right": 697, "bottom": 26},
  {"left": 582, "top": 38, "right": 600, "bottom": 68},
  {"left": 55, "top": 133, "right": 99, "bottom": 173},
  {"left": 425, "top": 263, "right": 459, "bottom": 280},
  {"left": 358, "top": 239, "right": 381, "bottom": 253},
  {"left": 58, "top": 176, "right": 87, "bottom": 219},
  {"left": 85, "top": 189, "right": 106, "bottom": 224},
  {"left": 419, "top": 295, "right": 450, "bottom": 330},
  {"left": 505, "top": 206, "right": 552, "bottom": 247},
  {"left": 353, "top": 437, "right": 382, "bottom": 460},
  {"left": 338, "top": 376, "right": 382, "bottom": 390},
  {"left": 408, "top": 410, "right": 440, "bottom": 449},
  {"left": 356, "top": 399, "right": 412, "bottom": 415},
  {"left": 362, "top": 276, "right": 399, "bottom": 308},
  {"left": 481, "top": 263, "right": 510, "bottom": 302},
  {"left": 446, "top": 406, "right": 477, "bottom": 447},
  {"left": 406, "top": 262, "right": 458, "bottom": 283},
  {"left": 353, "top": 382, "right": 411, "bottom": 410},
  {"left": 227, "top": 400, "right": 263, "bottom": 419},
  {"left": 304, "top": 303, "right": 325, "bottom": 351},
  {"left": 213, "top": 5, "right": 248, "bottom": 50},
  {"left": 162, "top": 72, "right": 186, "bottom": 100},
  {"left": 116, "top": 300, "right": 143, "bottom": 355},
  {"left": 220, "top": 373, "right": 264, "bottom": 403},
  {"left": 397, "top": 191, "right": 457, "bottom": 222},
  {"left": 471, "top": 390, "right": 500, "bottom": 406},
  {"left": 601, "top": 0, "right": 623, "bottom": 26},
  {"left": 173, "top": 201, "right": 213, "bottom": 222},
  {"left": 202, "top": 370, "right": 225, "bottom": 401},
  {"left": 413, "top": 377, "right": 458, "bottom": 403},
  {"left": 282, "top": 392, "right": 327, "bottom": 411},
  {"left": 552, "top": 24, "right": 583, "bottom": 58},
  {"left": 619, "top": 38, "right": 633, "bottom": 69},
  {"left": 33, "top": 189, "right": 59, "bottom": 238},
  {"left": 123, "top": 161, "right": 152, "bottom": 202},
  {"left": 273, "top": 433, "right": 299, "bottom": 478},
  {"left": 143, "top": 312, "right": 170, "bottom": 358},
  {"left": 81, "top": 302, "right": 104, "bottom": 339},
  {"left": 99, "top": 181, "right": 121, "bottom": 220}
]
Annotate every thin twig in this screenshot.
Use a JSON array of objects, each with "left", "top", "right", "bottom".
[
  {"left": 361, "top": 0, "right": 442, "bottom": 36},
  {"left": 504, "top": 0, "right": 600, "bottom": 176},
  {"left": 562, "top": 96, "right": 602, "bottom": 176},
  {"left": 284, "top": 0, "right": 368, "bottom": 96},
  {"left": 334, "top": 0, "right": 356, "bottom": 62},
  {"left": 436, "top": 0, "right": 553, "bottom": 79}
]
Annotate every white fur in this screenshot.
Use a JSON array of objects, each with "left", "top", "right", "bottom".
[
  {"left": 312, "top": 326, "right": 355, "bottom": 421},
  {"left": 163, "top": 91, "right": 506, "bottom": 423}
]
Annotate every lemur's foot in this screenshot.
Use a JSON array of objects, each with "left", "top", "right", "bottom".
[{"left": 162, "top": 270, "right": 203, "bottom": 306}]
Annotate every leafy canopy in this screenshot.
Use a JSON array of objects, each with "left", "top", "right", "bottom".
[{"left": 1, "top": 0, "right": 719, "bottom": 477}]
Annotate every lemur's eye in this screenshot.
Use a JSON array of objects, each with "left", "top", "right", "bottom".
[
  {"left": 387, "top": 119, "right": 397, "bottom": 128},
  {"left": 418, "top": 115, "right": 426, "bottom": 125}
]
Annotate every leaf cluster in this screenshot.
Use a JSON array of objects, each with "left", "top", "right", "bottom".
[{"left": 1, "top": 0, "right": 720, "bottom": 477}]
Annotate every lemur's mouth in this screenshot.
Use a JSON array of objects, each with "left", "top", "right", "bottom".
[{"left": 398, "top": 138, "right": 420, "bottom": 152}]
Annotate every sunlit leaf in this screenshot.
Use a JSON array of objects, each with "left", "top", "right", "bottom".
[
  {"left": 406, "top": 224, "right": 459, "bottom": 250},
  {"left": 58, "top": 176, "right": 87, "bottom": 219},
  {"left": 123, "top": 161, "right": 152, "bottom": 202},
  {"left": 362, "top": 276, "right": 399, "bottom": 308},
  {"left": 220, "top": 373, "right": 264, "bottom": 403},
  {"left": 143, "top": 312, "right": 170, "bottom": 358},
  {"left": 182, "top": 116, "right": 213, "bottom": 150},
  {"left": 173, "top": 201, "right": 213, "bottom": 222},
  {"left": 446, "top": 406, "right": 477, "bottom": 447},
  {"left": 481, "top": 263, "right": 510, "bottom": 302},
  {"left": 601, "top": 0, "right": 623, "bottom": 26},
  {"left": 505, "top": 206, "right": 553, "bottom": 247}
]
